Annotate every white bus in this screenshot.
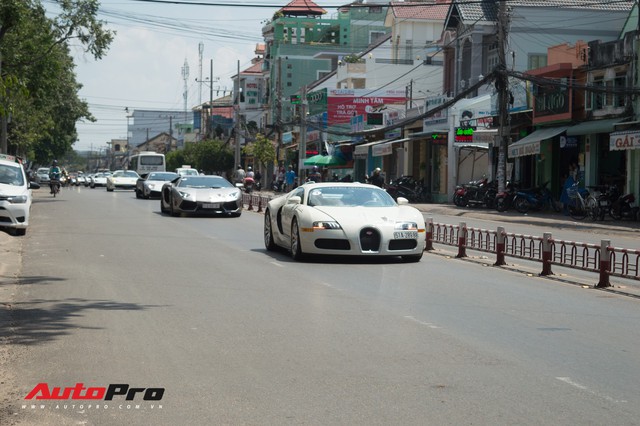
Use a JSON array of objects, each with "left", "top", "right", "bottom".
[{"left": 128, "top": 152, "right": 166, "bottom": 177}]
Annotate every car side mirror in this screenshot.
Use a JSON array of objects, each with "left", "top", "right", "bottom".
[
  {"left": 287, "top": 196, "right": 302, "bottom": 205},
  {"left": 396, "top": 197, "right": 409, "bottom": 205},
  {"left": 29, "top": 181, "right": 41, "bottom": 190}
]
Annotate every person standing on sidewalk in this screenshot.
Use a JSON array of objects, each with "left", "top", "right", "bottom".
[{"left": 285, "top": 166, "right": 296, "bottom": 192}]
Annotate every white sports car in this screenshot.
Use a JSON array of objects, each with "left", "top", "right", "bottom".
[
  {"left": 263, "top": 182, "right": 426, "bottom": 262},
  {"left": 106, "top": 170, "right": 140, "bottom": 191}
]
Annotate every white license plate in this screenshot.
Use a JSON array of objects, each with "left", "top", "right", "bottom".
[
  {"left": 203, "top": 203, "right": 220, "bottom": 209},
  {"left": 394, "top": 231, "right": 418, "bottom": 239}
]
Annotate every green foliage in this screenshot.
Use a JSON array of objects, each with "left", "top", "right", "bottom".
[
  {"left": 0, "top": 0, "right": 114, "bottom": 158},
  {"left": 166, "top": 139, "right": 234, "bottom": 174},
  {"left": 242, "top": 133, "right": 275, "bottom": 170}
]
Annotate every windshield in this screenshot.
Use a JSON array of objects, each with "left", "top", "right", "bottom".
[
  {"left": 148, "top": 172, "right": 178, "bottom": 181},
  {"left": 306, "top": 186, "right": 396, "bottom": 207},
  {"left": 177, "top": 176, "right": 233, "bottom": 189},
  {"left": 0, "top": 164, "right": 25, "bottom": 186}
]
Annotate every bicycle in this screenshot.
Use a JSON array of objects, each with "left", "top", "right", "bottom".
[{"left": 566, "top": 183, "right": 598, "bottom": 220}]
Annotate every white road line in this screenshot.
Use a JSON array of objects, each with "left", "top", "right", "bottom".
[
  {"left": 270, "top": 261, "right": 284, "bottom": 267},
  {"left": 556, "top": 377, "right": 627, "bottom": 403},
  {"left": 404, "top": 315, "right": 441, "bottom": 329}
]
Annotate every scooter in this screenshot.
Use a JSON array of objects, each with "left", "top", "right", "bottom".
[
  {"left": 243, "top": 176, "right": 255, "bottom": 193},
  {"left": 513, "top": 181, "right": 561, "bottom": 214},
  {"left": 609, "top": 191, "right": 638, "bottom": 220}
]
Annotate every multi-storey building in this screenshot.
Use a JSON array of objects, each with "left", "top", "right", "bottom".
[{"left": 440, "top": 0, "right": 634, "bottom": 200}]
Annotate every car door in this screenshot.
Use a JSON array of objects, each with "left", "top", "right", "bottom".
[{"left": 281, "top": 187, "right": 305, "bottom": 240}]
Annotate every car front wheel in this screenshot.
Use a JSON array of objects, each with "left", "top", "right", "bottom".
[
  {"left": 264, "top": 210, "right": 276, "bottom": 251},
  {"left": 290, "top": 218, "right": 305, "bottom": 261}
]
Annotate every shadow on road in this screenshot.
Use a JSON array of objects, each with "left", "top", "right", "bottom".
[{"left": 0, "top": 297, "right": 166, "bottom": 346}]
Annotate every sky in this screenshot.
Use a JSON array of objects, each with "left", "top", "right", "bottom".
[{"left": 42, "top": 0, "right": 348, "bottom": 151}]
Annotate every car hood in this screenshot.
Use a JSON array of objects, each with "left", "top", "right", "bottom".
[
  {"left": 0, "top": 183, "right": 29, "bottom": 198},
  {"left": 311, "top": 205, "right": 422, "bottom": 229}
]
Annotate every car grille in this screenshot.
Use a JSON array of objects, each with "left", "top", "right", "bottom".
[
  {"left": 315, "top": 239, "right": 350, "bottom": 250},
  {"left": 359, "top": 227, "right": 380, "bottom": 252},
  {"left": 389, "top": 239, "right": 418, "bottom": 251},
  {"left": 223, "top": 201, "right": 240, "bottom": 210}
]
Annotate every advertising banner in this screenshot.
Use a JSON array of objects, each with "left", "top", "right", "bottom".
[{"left": 327, "top": 89, "right": 405, "bottom": 125}]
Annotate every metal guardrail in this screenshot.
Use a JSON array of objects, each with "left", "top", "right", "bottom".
[
  {"left": 425, "top": 218, "right": 640, "bottom": 288},
  {"left": 240, "top": 195, "right": 640, "bottom": 288}
]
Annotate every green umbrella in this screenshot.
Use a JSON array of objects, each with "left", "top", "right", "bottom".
[
  {"left": 303, "top": 154, "right": 324, "bottom": 165},
  {"left": 315, "top": 155, "right": 346, "bottom": 166}
]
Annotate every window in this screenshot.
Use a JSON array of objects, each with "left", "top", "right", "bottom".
[
  {"left": 404, "top": 40, "right": 413, "bottom": 61},
  {"left": 370, "top": 31, "right": 386, "bottom": 45},
  {"left": 528, "top": 54, "right": 547, "bottom": 70}
]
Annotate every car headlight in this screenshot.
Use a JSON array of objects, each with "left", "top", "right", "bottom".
[
  {"left": 178, "top": 191, "right": 193, "bottom": 199},
  {"left": 395, "top": 221, "right": 418, "bottom": 230},
  {"left": 8, "top": 195, "right": 28, "bottom": 204},
  {"left": 147, "top": 183, "right": 156, "bottom": 190},
  {"left": 312, "top": 221, "right": 342, "bottom": 230}
]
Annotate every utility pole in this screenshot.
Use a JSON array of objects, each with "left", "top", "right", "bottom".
[
  {"left": 234, "top": 60, "right": 242, "bottom": 168},
  {"left": 297, "top": 85, "right": 308, "bottom": 180},
  {"left": 496, "top": 0, "right": 510, "bottom": 194},
  {"left": 209, "top": 59, "right": 214, "bottom": 139},
  {"left": 276, "top": 57, "right": 283, "bottom": 170}
]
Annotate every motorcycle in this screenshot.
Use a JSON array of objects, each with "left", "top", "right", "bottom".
[
  {"left": 49, "top": 172, "right": 61, "bottom": 197},
  {"left": 608, "top": 189, "right": 638, "bottom": 221},
  {"left": 243, "top": 176, "right": 255, "bottom": 193},
  {"left": 386, "top": 176, "right": 429, "bottom": 203},
  {"left": 271, "top": 180, "right": 284, "bottom": 193},
  {"left": 513, "top": 181, "right": 561, "bottom": 214},
  {"left": 494, "top": 181, "right": 519, "bottom": 212},
  {"left": 454, "top": 177, "right": 495, "bottom": 208}
]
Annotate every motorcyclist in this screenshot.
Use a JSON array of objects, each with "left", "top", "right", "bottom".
[
  {"left": 308, "top": 166, "right": 322, "bottom": 183},
  {"left": 243, "top": 167, "right": 255, "bottom": 193},
  {"left": 48, "top": 160, "right": 62, "bottom": 194},
  {"left": 368, "top": 167, "right": 385, "bottom": 188},
  {"left": 234, "top": 165, "right": 246, "bottom": 184}
]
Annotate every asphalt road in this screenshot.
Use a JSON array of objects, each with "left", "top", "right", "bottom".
[{"left": 1, "top": 186, "right": 640, "bottom": 425}]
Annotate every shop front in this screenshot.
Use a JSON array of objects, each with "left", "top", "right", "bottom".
[
  {"left": 508, "top": 125, "right": 569, "bottom": 194},
  {"left": 608, "top": 129, "right": 640, "bottom": 202}
]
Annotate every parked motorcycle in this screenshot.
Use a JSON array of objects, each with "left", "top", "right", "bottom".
[
  {"left": 494, "top": 181, "right": 519, "bottom": 212},
  {"left": 271, "top": 180, "right": 284, "bottom": 193},
  {"left": 608, "top": 189, "right": 638, "bottom": 221},
  {"left": 386, "top": 176, "right": 429, "bottom": 203},
  {"left": 513, "top": 181, "right": 561, "bottom": 214},
  {"left": 454, "top": 177, "right": 495, "bottom": 208}
]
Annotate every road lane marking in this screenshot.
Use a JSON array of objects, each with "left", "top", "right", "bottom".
[
  {"left": 556, "top": 377, "right": 627, "bottom": 403},
  {"left": 270, "top": 261, "right": 284, "bottom": 267},
  {"left": 404, "top": 315, "right": 440, "bottom": 329}
]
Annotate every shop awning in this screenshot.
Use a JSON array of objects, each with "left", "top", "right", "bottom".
[
  {"left": 354, "top": 138, "right": 398, "bottom": 157},
  {"left": 508, "top": 126, "right": 568, "bottom": 158},
  {"left": 455, "top": 143, "right": 490, "bottom": 150},
  {"left": 473, "top": 129, "right": 498, "bottom": 144},
  {"left": 566, "top": 118, "right": 626, "bottom": 136},
  {"left": 372, "top": 138, "right": 404, "bottom": 157}
]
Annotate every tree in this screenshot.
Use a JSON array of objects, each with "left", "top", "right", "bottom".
[
  {"left": 243, "top": 133, "right": 276, "bottom": 173},
  {"left": 0, "top": 0, "right": 114, "bottom": 157},
  {"left": 166, "top": 139, "right": 234, "bottom": 175}
]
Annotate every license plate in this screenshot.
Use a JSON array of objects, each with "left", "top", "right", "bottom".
[
  {"left": 394, "top": 231, "right": 418, "bottom": 239},
  {"left": 203, "top": 203, "right": 220, "bottom": 209}
]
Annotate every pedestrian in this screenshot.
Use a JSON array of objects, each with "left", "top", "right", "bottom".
[{"left": 285, "top": 166, "right": 296, "bottom": 191}]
